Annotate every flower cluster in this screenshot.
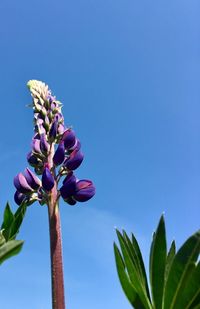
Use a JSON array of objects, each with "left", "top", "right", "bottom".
[{"left": 14, "top": 80, "right": 95, "bottom": 207}]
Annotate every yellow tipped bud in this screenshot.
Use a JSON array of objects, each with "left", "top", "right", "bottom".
[{"left": 27, "top": 80, "right": 49, "bottom": 100}]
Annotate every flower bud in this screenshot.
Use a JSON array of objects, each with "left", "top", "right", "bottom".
[
  {"left": 14, "top": 173, "right": 33, "bottom": 194},
  {"left": 27, "top": 152, "right": 41, "bottom": 167},
  {"left": 60, "top": 173, "right": 77, "bottom": 200},
  {"left": 69, "top": 139, "right": 81, "bottom": 152},
  {"left": 49, "top": 118, "right": 58, "bottom": 140},
  {"left": 53, "top": 142, "right": 65, "bottom": 166},
  {"left": 34, "top": 102, "right": 43, "bottom": 113},
  {"left": 36, "top": 118, "right": 44, "bottom": 126},
  {"left": 62, "top": 129, "right": 76, "bottom": 149},
  {"left": 57, "top": 123, "right": 65, "bottom": 135},
  {"left": 32, "top": 138, "right": 41, "bottom": 154},
  {"left": 56, "top": 112, "right": 64, "bottom": 123},
  {"left": 14, "top": 190, "right": 26, "bottom": 205},
  {"left": 64, "top": 149, "right": 84, "bottom": 170},
  {"left": 74, "top": 180, "right": 95, "bottom": 202},
  {"left": 42, "top": 167, "right": 55, "bottom": 191},
  {"left": 48, "top": 95, "right": 56, "bottom": 104},
  {"left": 24, "top": 168, "right": 41, "bottom": 190},
  {"left": 64, "top": 197, "right": 77, "bottom": 206},
  {"left": 40, "top": 134, "right": 50, "bottom": 154},
  {"left": 37, "top": 124, "right": 46, "bottom": 135},
  {"left": 43, "top": 115, "right": 50, "bottom": 131},
  {"left": 34, "top": 166, "right": 43, "bottom": 175}
]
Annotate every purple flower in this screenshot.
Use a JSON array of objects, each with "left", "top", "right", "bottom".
[
  {"left": 32, "top": 139, "right": 41, "bottom": 154},
  {"left": 55, "top": 112, "right": 64, "bottom": 122},
  {"left": 60, "top": 173, "right": 77, "bottom": 200},
  {"left": 42, "top": 167, "right": 55, "bottom": 191},
  {"left": 57, "top": 123, "right": 65, "bottom": 135},
  {"left": 27, "top": 152, "right": 40, "bottom": 167},
  {"left": 62, "top": 129, "right": 76, "bottom": 149},
  {"left": 14, "top": 190, "right": 26, "bottom": 205},
  {"left": 53, "top": 142, "right": 65, "bottom": 166},
  {"left": 74, "top": 180, "right": 95, "bottom": 202},
  {"left": 64, "top": 149, "right": 84, "bottom": 170},
  {"left": 14, "top": 80, "right": 95, "bottom": 209},
  {"left": 60, "top": 176, "right": 95, "bottom": 204},
  {"left": 40, "top": 134, "right": 50, "bottom": 154},
  {"left": 48, "top": 95, "right": 56, "bottom": 104},
  {"left": 14, "top": 173, "right": 33, "bottom": 194},
  {"left": 69, "top": 139, "right": 81, "bottom": 152},
  {"left": 49, "top": 118, "right": 58, "bottom": 140},
  {"left": 63, "top": 197, "right": 77, "bottom": 206},
  {"left": 37, "top": 124, "right": 46, "bottom": 135},
  {"left": 24, "top": 168, "right": 41, "bottom": 190}
]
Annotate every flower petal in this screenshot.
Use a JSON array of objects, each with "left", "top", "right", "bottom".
[
  {"left": 60, "top": 173, "right": 77, "bottom": 199},
  {"left": 14, "top": 173, "right": 33, "bottom": 194},
  {"left": 24, "top": 168, "right": 41, "bottom": 190},
  {"left": 14, "top": 190, "right": 26, "bottom": 205},
  {"left": 64, "top": 149, "right": 84, "bottom": 170},
  {"left": 74, "top": 180, "right": 95, "bottom": 202},
  {"left": 53, "top": 142, "right": 65, "bottom": 166},
  {"left": 62, "top": 129, "right": 76, "bottom": 149},
  {"left": 42, "top": 168, "right": 55, "bottom": 191}
]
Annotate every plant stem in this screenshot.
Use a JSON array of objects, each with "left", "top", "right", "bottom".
[
  {"left": 47, "top": 142, "right": 65, "bottom": 309},
  {"left": 48, "top": 187, "right": 65, "bottom": 309}
]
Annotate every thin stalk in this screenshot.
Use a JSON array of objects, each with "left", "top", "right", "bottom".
[
  {"left": 48, "top": 188, "right": 65, "bottom": 309},
  {"left": 47, "top": 143, "right": 65, "bottom": 309}
]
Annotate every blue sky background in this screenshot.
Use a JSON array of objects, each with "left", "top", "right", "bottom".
[{"left": 0, "top": 0, "right": 200, "bottom": 308}]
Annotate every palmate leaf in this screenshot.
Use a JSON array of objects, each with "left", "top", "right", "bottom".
[
  {"left": 116, "top": 230, "right": 152, "bottom": 309},
  {"left": 114, "top": 243, "right": 144, "bottom": 308},
  {"left": 149, "top": 215, "right": 167, "bottom": 309},
  {"left": 0, "top": 240, "right": 24, "bottom": 265},
  {"left": 163, "top": 230, "right": 200, "bottom": 309}
]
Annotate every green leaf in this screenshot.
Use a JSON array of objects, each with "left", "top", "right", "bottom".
[
  {"left": 114, "top": 243, "right": 145, "bottom": 308},
  {"left": 0, "top": 230, "right": 6, "bottom": 246},
  {"left": 149, "top": 215, "right": 167, "bottom": 309},
  {"left": 188, "top": 286, "right": 200, "bottom": 309},
  {"left": 1, "top": 202, "right": 14, "bottom": 241},
  {"left": 191, "top": 305, "right": 200, "bottom": 309},
  {"left": 173, "top": 261, "right": 200, "bottom": 309},
  {"left": 122, "top": 230, "right": 150, "bottom": 299},
  {"left": 165, "top": 240, "right": 176, "bottom": 282},
  {"left": 9, "top": 203, "right": 27, "bottom": 240},
  {"left": 116, "top": 230, "right": 152, "bottom": 309},
  {"left": 163, "top": 230, "right": 200, "bottom": 309},
  {"left": 0, "top": 240, "right": 24, "bottom": 265},
  {"left": 131, "top": 233, "right": 150, "bottom": 299}
]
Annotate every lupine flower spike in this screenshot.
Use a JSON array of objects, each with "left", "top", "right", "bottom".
[{"left": 14, "top": 80, "right": 95, "bottom": 309}]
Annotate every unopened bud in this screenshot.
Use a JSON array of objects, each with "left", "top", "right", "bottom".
[{"left": 42, "top": 167, "right": 55, "bottom": 191}]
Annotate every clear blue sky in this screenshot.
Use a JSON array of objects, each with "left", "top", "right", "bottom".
[{"left": 0, "top": 0, "right": 199, "bottom": 308}]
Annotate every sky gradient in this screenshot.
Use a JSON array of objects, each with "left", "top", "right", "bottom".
[{"left": 0, "top": 0, "right": 199, "bottom": 308}]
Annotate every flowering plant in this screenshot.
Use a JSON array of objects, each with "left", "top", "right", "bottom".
[{"left": 13, "top": 80, "right": 95, "bottom": 309}]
